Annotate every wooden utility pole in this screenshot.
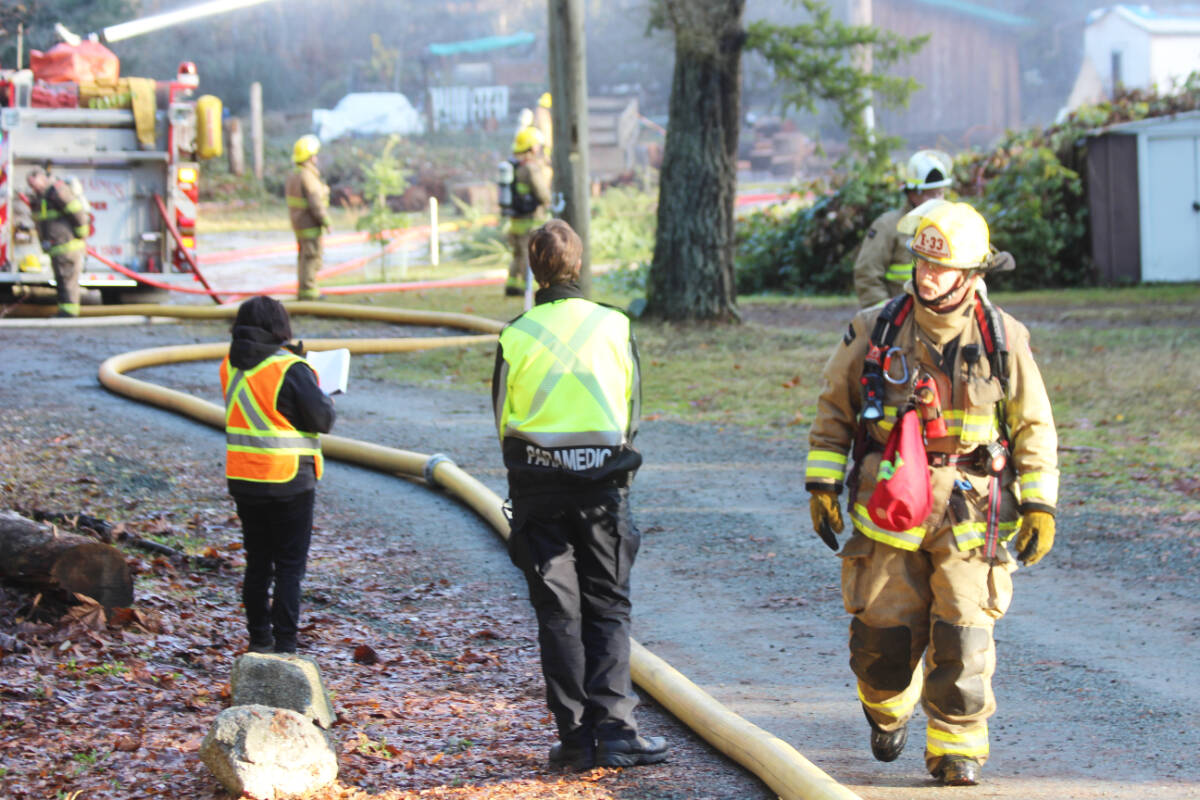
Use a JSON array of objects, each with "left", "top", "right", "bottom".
[
  {"left": 227, "top": 118, "right": 245, "bottom": 176},
  {"left": 250, "top": 82, "right": 264, "bottom": 180},
  {"left": 547, "top": 0, "right": 592, "bottom": 295},
  {"left": 849, "top": 0, "right": 875, "bottom": 138}
]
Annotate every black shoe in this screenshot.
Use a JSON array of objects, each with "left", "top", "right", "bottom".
[
  {"left": 548, "top": 741, "right": 595, "bottom": 770},
  {"left": 935, "top": 756, "right": 981, "bottom": 786},
  {"left": 248, "top": 640, "right": 274, "bottom": 654},
  {"left": 595, "top": 735, "right": 668, "bottom": 767},
  {"left": 504, "top": 285, "right": 524, "bottom": 296},
  {"left": 863, "top": 707, "right": 908, "bottom": 762},
  {"left": 55, "top": 309, "right": 78, "bottom": 318}
]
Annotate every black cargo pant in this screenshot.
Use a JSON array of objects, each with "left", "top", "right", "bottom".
[
  {"left": 234, "top": 490, "right": 315, "bottom": 653},
  {"left": 508, "top": 487, "right": 642, "bottom": 746}
]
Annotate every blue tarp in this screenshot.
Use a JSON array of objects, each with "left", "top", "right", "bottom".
[{"left": 427, "top": 32, "right": 536, "bottom": 58}]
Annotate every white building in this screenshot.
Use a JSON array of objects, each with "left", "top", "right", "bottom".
[{"left": 1083, "top": 5, "right": 1200, "bottom": 97}]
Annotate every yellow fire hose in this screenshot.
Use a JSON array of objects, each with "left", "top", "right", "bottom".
[{"left": 91, "top": 302, "right": 860, "bottom": 800}]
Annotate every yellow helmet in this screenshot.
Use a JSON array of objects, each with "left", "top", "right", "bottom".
[
  {"left": 904, "top": 149, "right": 953, "bottom": 191},
  {"left": 899, "top": 199, "right": 991, "bottom": 269},
  {"left": 293, "top": 134, "right": 321, "bottom": 164},
  {"left": 512, "top": 126, "right": 544, "bottom": 154},
  {"left": 538, "top": 92, "right": 552, "bottom": 108}
]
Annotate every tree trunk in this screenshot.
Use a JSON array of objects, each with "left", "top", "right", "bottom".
[
  {"left": 647, "top": 0, "right": 745, "bottom": 322},
  {"left": 0, "top": 511, "right": 133, "bottom": 608}
]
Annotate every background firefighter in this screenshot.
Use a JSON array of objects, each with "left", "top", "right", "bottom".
[
  {"left": 853, "top": 150, "right": 953, "bottom": 308},
  {"left": 25, "top": 166, "right": 89, "bottom": 317},
  {"left": 805, "top": 200, "right": 1059, "bottom": 786},
  {"left": 504, "top": 127, "right": 552, "bottom": 297},
  {"left": 285, "top": 134, "right": 332, "bottom": 301},
  {"left": 492, "top": 219, "right": 668, "bottom": 771}
]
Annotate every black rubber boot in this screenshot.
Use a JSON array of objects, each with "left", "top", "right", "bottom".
[
  {"left": 863, "top": 705, "right": 908, "bottom": 763},
  {"left": 935, "top": 755, "right": 981, "bottom": 786},
  {"left": 595, "top": 735, "right": 669, "bottom": 767}
]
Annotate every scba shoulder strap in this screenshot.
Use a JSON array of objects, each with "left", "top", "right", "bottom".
[{"left": 860, "top": 292, "right": 1010, "bottom": 417}]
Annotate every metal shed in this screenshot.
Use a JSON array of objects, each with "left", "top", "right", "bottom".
[{"left": 1087, "top": 111, "right": 1200, "bottom": 283}]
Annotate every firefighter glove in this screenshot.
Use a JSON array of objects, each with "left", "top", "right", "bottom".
[
  {"left": 809, "top": 491, "right": 844, "bottom": 551},
  {"left": 1015, "top": 510, "right": 1055, "bottom": 566}
]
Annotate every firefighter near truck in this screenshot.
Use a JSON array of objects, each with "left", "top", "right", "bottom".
[{"left": 0, "top": 55, "right": 223, "bottom": 307}]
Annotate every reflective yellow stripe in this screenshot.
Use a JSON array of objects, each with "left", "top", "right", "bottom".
[
  {"left": 939, "top": 409, "right": 998, "bottom": 443},
  {"left": 858, "top": 664, "right": 923, "bottom": 721},
  {"left": 286, "top": 195, "right": 309, "bottom": 208},
  {"left": 1019, "top": 471, "right": 1058, "bottom": 505},
  {"left": 57, "top": 302, "right": 80, "bottom": 316},
  {"left": 951, "top": 518, "right": 1020, "bottom": 551},
  {"left": 926, "top": 723, "right": 989, "bottom": 758},
  {"left": 852, "top": 502, "right": 925, "bottom": 550},
  {"left": 805, "top": 449, "right": 848, "bottom": 482},
  {"left": 74, "top": 225, "right": 89, "bottom": 237},
  {"left": 296, "top": 226, "right": 322, "bottom": 239},
  {"left": 63, "top": 198, "right": 84, "bottom": 214},
  {"left": 885, "top": 261, "right": 913, "bottom": 282},
  {"left": 48, "top": 239, "right": 86, "bottom": 255}
]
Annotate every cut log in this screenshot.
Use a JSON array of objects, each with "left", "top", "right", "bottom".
[{"left": 0, "top": 510, "right": 133, "bottom": 608}]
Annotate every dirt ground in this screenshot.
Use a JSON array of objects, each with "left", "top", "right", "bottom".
[{"left": 1, "top": 302, "right": 1197, "bottom": 800}]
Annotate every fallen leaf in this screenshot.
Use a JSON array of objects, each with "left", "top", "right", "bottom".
[{"left": 353, "top": 644, "right": 380, "bottom": 665}]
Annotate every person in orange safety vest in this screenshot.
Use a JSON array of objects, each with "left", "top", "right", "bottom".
[{"left": 220, "top": 296, "right": 335, "bottom": 653}]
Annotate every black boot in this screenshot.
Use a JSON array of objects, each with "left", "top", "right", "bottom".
[
  {"left": 549, "top": 740, "right": 595, "bottom": 770},
  {"left": 595, "top": 735, "right": 669, "bottom": 767},
  {"left": 863, "top": 705, "right": 908, "bottom": 762},
  {"left": 934, "top": 755, "right": 981, "bottom": 786}
]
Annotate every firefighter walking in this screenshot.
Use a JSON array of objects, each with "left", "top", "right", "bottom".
[
  {"left": 286, "top": 135, "right": 331, "bottom": 301},
  {"left": 805, "top": 200, "right": 1058, "bottom": 786},
  {"left": 504, "top": 127, "right": 552, "bottom": 297},
  {"left": 493, "top": 219, "right": 667, "bottom": 770},
  {"left": 853, "top": 150, "right": 953, "bottom": 308},
  {"left": 26, "top": 166, "right": 89, "bottom": 317}
]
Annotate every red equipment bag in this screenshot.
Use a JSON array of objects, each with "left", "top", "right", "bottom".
[
  {"left": 30, "top": 42, "right": 120, "bottom": 85},
  {"left": 866, "top": 407, "right": 932, "bottom": 532}
]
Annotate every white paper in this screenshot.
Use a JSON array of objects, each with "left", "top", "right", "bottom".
[{"left": 305, "top": 348, "right": 350, "bottom": 395}]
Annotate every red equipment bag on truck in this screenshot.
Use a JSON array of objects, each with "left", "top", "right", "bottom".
[
  {"left": 866, "top": 407, "right": 932, "bottom": 532},
  {"left": 30, "top": 42, "right": 119, "bottom": 85}
]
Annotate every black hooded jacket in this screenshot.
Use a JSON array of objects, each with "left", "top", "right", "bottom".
[{"left": 225, "top": 324, "right": 336, "bottom": 499}]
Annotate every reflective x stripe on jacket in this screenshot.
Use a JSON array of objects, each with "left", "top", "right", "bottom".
[
  {"left": 221, "top": 352, "right": 323, "bottom": 483},
  {"left": 497, "top": 300, "right": 631, "bottom": 447},
  {"left": 495, "top": 296, "right": 639, "bottom": 485}
]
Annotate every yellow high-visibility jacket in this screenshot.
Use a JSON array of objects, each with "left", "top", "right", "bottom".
[{"left": 493, "top": 285, "right": 642, "bottom": 497}]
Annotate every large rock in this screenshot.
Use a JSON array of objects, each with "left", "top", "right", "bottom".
[
  {"left": 200, "top": 704, "right": 337, "bottom": 799},
  {"left": 230, "top": 653, "right": 336, "bottom": 729}
]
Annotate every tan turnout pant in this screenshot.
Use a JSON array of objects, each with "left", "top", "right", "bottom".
[
  {"left": 297, "top": 236, "right": 322, "bottom": 300},
  {"left": 839, "top": 518, "right": 1016, "bottom": 772}
]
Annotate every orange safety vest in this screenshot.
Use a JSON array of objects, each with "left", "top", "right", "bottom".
[{"left": 219, "top": 352, "right": 323, "bottom": 483}]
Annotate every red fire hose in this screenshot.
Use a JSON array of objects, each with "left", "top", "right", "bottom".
[{"left": 153, "top": 193, "right": 222, "bottom": 304}]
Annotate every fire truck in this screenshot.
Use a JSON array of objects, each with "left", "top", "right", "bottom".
[
  {"left": 0, "top": 59, "right": 213, "bottom": 304},
  {"left": 0, "top": 0, "right": 276, "bottom": 305}
]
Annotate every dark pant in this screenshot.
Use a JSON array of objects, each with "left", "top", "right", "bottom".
[
  {"left": 234, "top": 490, "right": 315, "bottom": 652},
  {"left": 509, "top": 488, "right": 642, "bottom": 745}
]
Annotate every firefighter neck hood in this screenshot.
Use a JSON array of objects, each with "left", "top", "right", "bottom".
[{"left": 910, "top": 284, "right": 976, "bottom": 346}]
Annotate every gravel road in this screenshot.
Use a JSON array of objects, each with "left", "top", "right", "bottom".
[{"left": 1, "top": 312, "right": 1196, "bottom": 800}]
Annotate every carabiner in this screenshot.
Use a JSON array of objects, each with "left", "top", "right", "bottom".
[{"left": 882, "top": 346, "right": 909, "bottom": 385}]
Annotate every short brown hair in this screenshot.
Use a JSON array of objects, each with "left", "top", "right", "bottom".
[{"left": 528, "top": 219, "right": 582, "bottom": 286}]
